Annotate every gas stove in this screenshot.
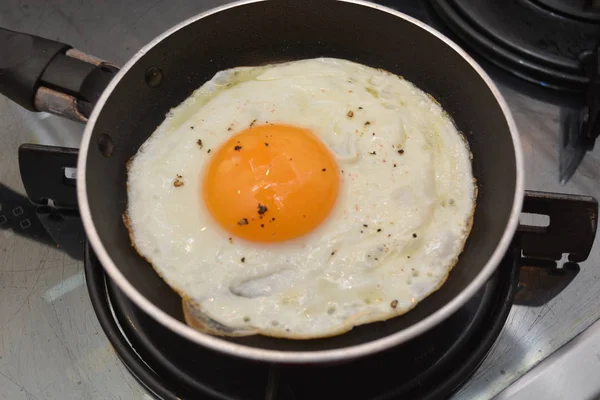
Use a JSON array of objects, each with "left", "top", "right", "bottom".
[{"left": 1, "top": 1, "right": 599, "bottom": 399}]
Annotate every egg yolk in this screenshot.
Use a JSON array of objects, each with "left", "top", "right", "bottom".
[{"left": 203, "top": 124, "right": 340, "bottom": 243}]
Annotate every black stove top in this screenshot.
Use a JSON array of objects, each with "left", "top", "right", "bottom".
[{"left": 85, "top": 246, "right": 519, "bottom": 400}]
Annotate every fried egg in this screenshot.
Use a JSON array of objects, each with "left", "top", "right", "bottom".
[{"left": 125, "top": 58, "right": 476, "bottom": 339}]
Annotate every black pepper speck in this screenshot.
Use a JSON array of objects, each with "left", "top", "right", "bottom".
[
  {"left": 234, "top": 145, "right": 242, "bottom": 151},
  {"left": 258, "top": 204, "right": 268, "bottom": 215}
]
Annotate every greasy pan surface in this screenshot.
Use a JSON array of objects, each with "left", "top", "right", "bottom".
[{"left": 77, "top": 0, "right": 523, "bottom": 363}]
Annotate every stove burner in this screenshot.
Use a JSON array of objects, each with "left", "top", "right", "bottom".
[
  {"left": 86, "top": 245, "right": 519, "bottom": 400},
  {"left": 533, "top": 0, "right": 600, "bottom": 22},
  {"left": 77, "top": 188, "right": 596, "bottom": 399},
  {"left": 429, "top": 0, "right": 600, "bottom": 91}
]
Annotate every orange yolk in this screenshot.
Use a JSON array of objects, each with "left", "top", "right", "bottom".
[{"left": 203, "top": 124, "right": 340, "bottom": 243}]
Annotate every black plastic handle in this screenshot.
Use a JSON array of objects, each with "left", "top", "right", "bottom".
[
  {"left": 513, "top": 191, "right": 598, "bottom": 306},
  {"left": 0, "top": 27, "right": 118, "bottom": 121},
  {"left": 0, "top": 27, "right": 71, "bottom": 111},
  {"left": 519, "top": 190, "right": 598, "bottom": 263}
]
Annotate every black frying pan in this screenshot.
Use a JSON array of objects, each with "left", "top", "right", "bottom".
[{"left": 0, "top": 0, "right": 524, "bottom": 363}]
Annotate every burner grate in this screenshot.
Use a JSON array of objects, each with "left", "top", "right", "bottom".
[{"left": 429, "top": 0, "right": 600, "bottom": 91}]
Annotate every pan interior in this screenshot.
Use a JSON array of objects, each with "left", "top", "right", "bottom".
[{"left": 84, "top": 0, "right": 518, "bottom": 352}]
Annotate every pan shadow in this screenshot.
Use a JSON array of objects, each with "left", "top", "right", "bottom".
[{"left": 0, "top": 184, "right": 84, "bottom": 260}]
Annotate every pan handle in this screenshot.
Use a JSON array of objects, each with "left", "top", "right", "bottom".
[
  {"left": 0, "top": 27, "right": 119, "bottom": 123},
  {"left": 518, "top": 190, "right": 598, "bottom": 263},
  {"left": 513, "top": 190, "right": 598, "bottom": 306}
]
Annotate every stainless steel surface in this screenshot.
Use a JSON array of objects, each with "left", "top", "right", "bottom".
[
  {"left": 0, "top": 0, "right": 598, "bottom": 398},
  {"left": 495, "top": 318, "right": 600, "bottom": 400}
]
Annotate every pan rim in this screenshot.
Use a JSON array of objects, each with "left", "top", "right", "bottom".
[{"left": 77, "top": 0, "right": 525, "bottom": 364}]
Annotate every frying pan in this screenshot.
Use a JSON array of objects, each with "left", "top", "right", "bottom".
[{"left": 0, "top": 0, "right": 524, "bottom": 363}]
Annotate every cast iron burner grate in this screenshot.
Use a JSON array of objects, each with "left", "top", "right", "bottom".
[
  {"left": 85, "top": 245, "right": 519, "bottom": 400},
  {"left": 428, "top": 0, "right": 600, "bottom": 91}
]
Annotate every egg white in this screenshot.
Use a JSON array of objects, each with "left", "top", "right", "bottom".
[{"left": 126, "top": 58, "right": 476, "bottom": 338}]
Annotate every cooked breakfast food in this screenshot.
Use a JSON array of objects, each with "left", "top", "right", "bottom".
[{"left": 124, "top": 58, "right": 476, "bottom": 339}]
